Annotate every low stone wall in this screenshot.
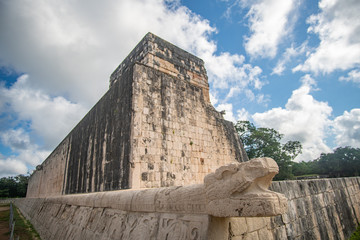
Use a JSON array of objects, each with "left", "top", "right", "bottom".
[
  {"left": 15, "top": 197, "right": 210, "bottom": 239},
  {"left": 0, "top": 199, "right": 17, "bottom": 204},
  {"left": 219, "top": 177, "right": 360, "bottom": 239},
  {"left": 15, "top": 177, "right": 360, "bottom": 239}
]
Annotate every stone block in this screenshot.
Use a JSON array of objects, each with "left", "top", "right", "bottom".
[
  {"left": 243, "top": 231, "right": 259, "bottom": 240},
  {"left": 258, "top": 228, "right": 273, "bottom": 240},
  {"left": 273, "top": 226, "right": 286, "bottom": 240},
  {"left": 246, "top": 218, "right": 267, "bottom": 232},
  {"left": 230, "top": 217, "right": 248, "bottom": 235}
]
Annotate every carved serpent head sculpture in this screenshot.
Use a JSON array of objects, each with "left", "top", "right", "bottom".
[{"left": 204, "top": 157, "right": 288, "bottom": 217}]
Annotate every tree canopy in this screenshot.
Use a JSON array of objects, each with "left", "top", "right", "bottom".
[
  {"left": 316, "top": 147, "right": 360, "bottom": 177},
  {"left": 292, "top": 147, "right": 360, "bottom": 178},
  {"left": 235, "top": 120, "right": 360, "bottom": 180},
  {"left": 235, "top": 120, "right": 302, "bottom": 180},
  {"left": 0, "top": 174, "right": 29, "bottom": 198}
]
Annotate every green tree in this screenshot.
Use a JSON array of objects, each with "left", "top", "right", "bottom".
[
  {"left": 235, "top": 121, "right": 302, "bottom": 180},
  {"left": 317, "top": 147, "right": 360, "bottom": 177},
  {"left": 292, "top": 160, "right": 320, "bottom": 177},
  {"left": 0, "top": 174, "right": 30, "bottom": 198},
  {"left": 14, "top": 174, "right": 30, "bottom": 197}
]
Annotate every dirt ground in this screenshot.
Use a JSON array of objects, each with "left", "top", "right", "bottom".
[{"left": 0, "top": 206, "right": 10, "bottom": 240}]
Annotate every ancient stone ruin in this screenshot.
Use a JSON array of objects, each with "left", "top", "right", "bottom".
[{"left": 15, "top": 33, "right": 360, "bottom": 239}]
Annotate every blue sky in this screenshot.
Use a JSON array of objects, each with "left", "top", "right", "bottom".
[{"left": 0, "top": 0, "right": 359, "bottom": 177}]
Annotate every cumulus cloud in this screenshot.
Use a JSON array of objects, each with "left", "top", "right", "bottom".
[
  {"left": 294, "top": 0, "right": 360, "bottom": 74},
  {"left": 252, "top": 75, "right": 333, "bottom": 161},
  {"left": 237, "top": 108, "right": 251, "bottom": 121},
  {"left": 333, "top": 109, "right": 360, "bottom": 148},
  {"left": 215, "top": 103, "right": 236, "bottom": 122},
  {"left": 204, "top": 52, "right": 263, "bottom": 91},
  {"left": 1, "top": 128, "right": 31, "bottom": 151},
  {"left": 0, "top": 158, "right": 28, "bottom": 178},
  {"left": 339, "top": 69, "right": 360, "bottom": 85},
  {"left": 241, "top": 0, "right": 298, "bottom": 58},
  {"left": 0, "top": 75, "right": 87, "bottom": 149},
  {"left": 0, "top": 74, "right": 83, "bottom": 176},
  {"left": 272, "top": 43, "right": 307, "bottom": 75},
  {"left": 0, "top": 128, "right": 50, "bottom": 177}
]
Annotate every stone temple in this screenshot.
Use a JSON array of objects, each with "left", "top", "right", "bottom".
[
  {"left": 27, "top": 32, "right": 249, "bottom": 197},
  {"left": 15, "top": 33, "right": 360, "bottom": 239}
]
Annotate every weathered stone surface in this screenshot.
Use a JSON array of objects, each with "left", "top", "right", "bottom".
[
  {"left": 204, "top": 157, "right": 287, "bottom": 217},
  {"left": 26, "top": 138, "right": 70, "bottom": 197},
  {"left": 110, "top": 33, "right": 209, "bottom": 102},
  {"left": 17, "top": 177, "right": 360, "bottom": 239},
  {"left": 222, "top": 177, "right": 360, "bottom": 240},
  {"left": 17, "top": 158, "right": 286, "bottom": 239},
  {"left": 27, "top": 158, "right": 286, "bottom": 218},
  {"left": 27, "top": 33, "right": 248, "bottom": 197},
  {"left": 16, "top": 197, "right": 209, "bottom": 240},
  {"left": 130, "top": 63, "right": 247, "bottom": 189}
]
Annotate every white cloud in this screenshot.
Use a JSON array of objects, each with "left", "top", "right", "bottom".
[
  {"left": 242, "top": 0, "right": 298, "bottom": 58},
  {"left": 0, "top": 75, "right": 87, "bottom": 149},
  {"left": 224, "top": 87, "right": 241, "bottom": 102},
  {"left": 294, "top": 0, "right": 360, "bottom": 74},
  {"left": 204, "top": 52, "right": 263, "bottom": 91},
  {"left": 237, "top": 108, "right": 251, "bottom": 121},
  {"left": 209, "top": 91, "right": 219, "bottom": 106},
  {"left": 1, "top": 128, "right": 31, "bottom": 151},
  {"left": 272, "top": 42, "right": 307, "bottom": 75},
  {"left": 339, "top": 69, "right": 360, "bottom": 85},
  {"left": 0, "top": 158, "right": 28, "bottom": 178},
  {"left": 333, "top": 109, "right": 360, "bottom": 148},
  {"left": 300, "top": 74, "right": 317, "bottom": 87},
  {"left": 255, "top": 93, "right": 270, "bottom": 106},
  {"left": 216, "top": 103, "right": 236, "bottom": 122},
  {"left": 245, "top": 89, "right": 255, "bottom": 101},
  {"left": 0, "top": 128, "right": 50, "bottom": 177},
  {"left": 252, "top": 75, "right": 333, "bottom": 161}
]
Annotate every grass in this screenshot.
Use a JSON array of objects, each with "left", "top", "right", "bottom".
[
  {"left": 350, "top": 225, "right": 360, "bottom": 240},
  {"left": 0, "top": 203, "right": 41, "bottom": 240},
  {"left": 294, "top": 174, "right": 320, "bottom": 180},
  {"left": 0, "top": 204, "right": 11, "bottom": 239}
]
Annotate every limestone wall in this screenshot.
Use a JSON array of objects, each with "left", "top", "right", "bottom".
[
  {"left": 217, "top": 177, "right": 360, "bottom": 239},
  {"left": 27, "top": 67, "right": 134, "bottom": 196},
  {"left": 130, "top": 63, "right": 247, "bottom": 188},
  {"left": 15, "top": 197, "right": 210, "bottom": 239},
  {"left": 27, "top": 138, "right": 70, "bottom": 197},
  {"left": 16, "top": 177, "right": 360, "bottom": 239},
  {"left": 26, "top": 33, "right": 247, "bottom": 197},
  {"left": 110, "top": 32, "right": 209, "bottom": 102}
]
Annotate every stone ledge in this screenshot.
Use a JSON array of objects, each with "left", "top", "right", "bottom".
[{"left": 26, "top": 158, "right": 287, "bottom": 218}]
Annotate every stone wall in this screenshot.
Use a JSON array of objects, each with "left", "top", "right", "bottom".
[
  {"left": 16, "top": 177, "right": 360, "bottom": 239},
  {"left": 27, "top": 67, "right": 134, "bottom": 196},
  {"left": 110, "top": 32, "right": 209, "bottom": 102},
  {"left": 15, "top": 197, "right": 210, "bottom": 239},
  {"left": 26, "top": 33, "right": 247, "bottom": 197},
  {"left": 130, "top": 63, "right": 247, "bottom": 188},
  {"left": 215, "top": 177, "right": 360, "bottom": 240},
  {"left": 64, "top": 66, "right": 134, "bottom": 194},
  {"left": 27, "top": 138, "right": 70, "bottom": 197}
]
